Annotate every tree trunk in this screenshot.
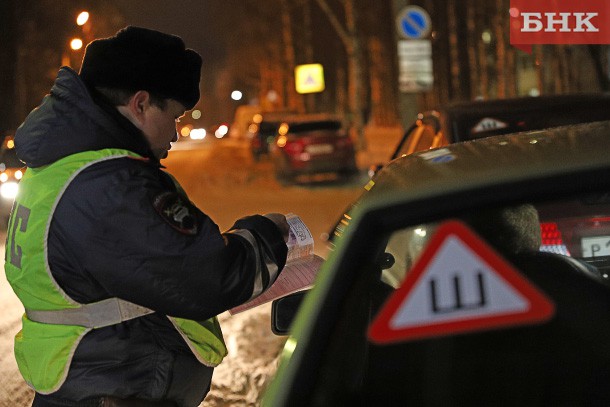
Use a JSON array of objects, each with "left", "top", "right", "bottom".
[
  {"left": 280, "top": 0, "right": 303, "bottom": 113},
  {"left": 432, "top": 0, "right": 450, "bottom": 106},
  {"left": 494, "top": 0, "right": 507, "bottom": 98},
  {"left": 344, "top": 0, "right": 366, "bottom": 148},
  {"left": 336, "top": 66, "right": 347, "bottom": 118},
  {"left": 301, "top": 0, "right": 316, "bottom": 112},
  {"left": 313, "top": 0, "right": 366, "bottom": 149},
  {"left": 467, "top": 0, "right": 478, "bottom": 99},
  {"left": 455, "top": 0, "right": 471, "bottom": 100},
  {"left": 476, "top": 2, "right": 490, "bottom": 99},
  {"left": 447, "top": 0, "right": 460, "bottom": 100}
]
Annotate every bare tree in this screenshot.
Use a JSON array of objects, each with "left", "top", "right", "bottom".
[
  {"left": 3, "top": 1, "right": 124, "bottom": 128},
  {"left": 313, "top": 0, "right": 367, "bottom": 149},
  {"left": 493, "top": 0, "right": 507, "bottom": 98},
  {"left": 300, "top": 0, "right": 317, "bottom": 112},
  {"left": 280, "top": 0, "right": 304, "bottom": 113}
]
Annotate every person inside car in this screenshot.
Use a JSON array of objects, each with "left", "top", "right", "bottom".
[
  {"left": 5, "top": 26, "right": 289, "bottom": 407},
  {"left": 381, "top": 203, "right": 600, "bottom": 288}
]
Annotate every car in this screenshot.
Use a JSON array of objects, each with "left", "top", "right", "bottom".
[
  {"left": 0, "top": 136, "right": 23, "bottom": 224},
  {"left": 268, "top": 115, "right": 358, "bottom": 183},
  {"left": 262, "top": 120, "right": 610, "bottom": 406},
  {"left": 247, "top": 116, "right": 282, "bottom": 161},
  {"left": 389, "top": 93, "right": 610, "bottom": 163}
]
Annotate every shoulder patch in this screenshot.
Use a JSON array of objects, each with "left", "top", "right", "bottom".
[{"left": 153, "top": 192, "right": 199, "bottom": 235}]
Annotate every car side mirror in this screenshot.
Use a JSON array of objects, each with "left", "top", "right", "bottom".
[{"left": 271, "top": 290, "right": 309, "bottom": 335}]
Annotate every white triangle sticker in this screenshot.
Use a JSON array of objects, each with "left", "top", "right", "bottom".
[
  {"left": 368, "top": 221, "right": 555, "bottom": 344},
  {"left": 390, "top": 236, "right": 528, "bottom": 329},
  {"left": 472, "top": 117, "right": 508, "bottom": 133}
]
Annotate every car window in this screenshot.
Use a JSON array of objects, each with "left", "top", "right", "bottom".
[
  {"left": 287, "top": 121, "right": 342, "bottom": 133},
  {"left": 309, "top": 194, "right": 610, "bottom": 406},
  {"left": 259, "top": 121, "right": 280, "bottom": 135},
  {"left": 394, "top": 124, "right": 439, "bottom": 158}
]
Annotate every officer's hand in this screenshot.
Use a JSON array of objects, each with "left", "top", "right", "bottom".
[{"left": 264, "top": 213, "right": 289, "bottom": 243}]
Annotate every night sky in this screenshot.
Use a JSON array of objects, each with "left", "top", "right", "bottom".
[{"left": 114, "top": 0, "right": 234, "bottom": 64}]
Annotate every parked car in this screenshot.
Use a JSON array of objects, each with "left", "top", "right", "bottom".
[
  {"left": 268, "top": 115, "right": 358, "bottom": 183},
  {"left": 263, "top": 120, "right": 610, "bottom": 406},
  {"left": 0, "top": 136, "right": 23, "bottom": 224},
  {"left": 388, "top": 93, "right": 610, "bottom": 164},
  {"left": 247, "top": 118, "right": 281, "bottom": 161}
]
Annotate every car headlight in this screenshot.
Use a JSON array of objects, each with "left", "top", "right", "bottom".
[{"left": 0, "top": 181, "right": 18, "bottom": 199}]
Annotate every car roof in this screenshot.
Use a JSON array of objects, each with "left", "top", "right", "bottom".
[
  {"left": 443, "top": 93, "right": 610, "bottom": 141},
  {"left": 366, "top": 120, "right": 610, "bottom": 205},
  {"left": 445, "top": 93, "right": 610, "bottom": 115}
]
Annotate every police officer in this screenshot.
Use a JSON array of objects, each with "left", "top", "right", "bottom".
[{"left": 5, "top": 26, "right": 289, "bottom": 407}]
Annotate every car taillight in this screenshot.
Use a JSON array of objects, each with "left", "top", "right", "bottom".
[
  {"left": 540, "top": 222, "right": 570, "bottom": 256},
  {"left": 285, "top": 139, "right": 305, "bottom": 154}
]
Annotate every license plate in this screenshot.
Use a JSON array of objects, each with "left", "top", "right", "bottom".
[
  {"left": 305, "top": 144, "right": 334, "bottom": 154},
  {"left": 581, "top": 235, "right": 610, "bottom": 257}
]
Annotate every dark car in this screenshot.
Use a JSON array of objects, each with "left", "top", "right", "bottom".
[
  {"left": 247, "top": 119, "right": 281, "bottom": 161},
  {"left": 389, "top": 93, "right": 610, "bottom": 162},
  {"left": 263, "top": 121, "right": 610, "bottom": 406},
  {"left": 268, "top": 116, "right": 358, "bottom": 183}
]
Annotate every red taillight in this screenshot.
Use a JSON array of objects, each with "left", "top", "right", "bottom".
[
  {"left": 540, "top": 222, "right": 570, "bottom": 256},
  {"left": 285, "top": 139, "right": 305, "bottom": 154}
]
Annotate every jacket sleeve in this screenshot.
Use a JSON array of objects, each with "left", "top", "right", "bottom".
[{"left": 48, "top": 159, "right": 288, "bottom": 321}]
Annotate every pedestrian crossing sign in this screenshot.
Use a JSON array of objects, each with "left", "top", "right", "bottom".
[
  {"left": 368, "top": 220, "right": 555, "bottom": 344},
  {"left": 295, "top": 63, "right": 325, "bottom": 94}
]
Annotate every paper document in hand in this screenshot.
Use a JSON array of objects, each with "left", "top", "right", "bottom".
[
  {"left": 229, "top": 254, "right": 323, "bottom": 314},
  {"left": 286, "top": 213, "right": 314, "bottom": 261},
  {"left": 229, "top": 214, "right": 323, "bottom": 315}
]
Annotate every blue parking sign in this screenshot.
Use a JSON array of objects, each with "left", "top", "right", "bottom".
[{"left": 396, "top": 6, "right": 432, "bottom": 40}]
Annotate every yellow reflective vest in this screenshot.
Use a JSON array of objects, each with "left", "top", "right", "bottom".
[{"left": 4, "top": 149, "right": 227, "bottom": 394}]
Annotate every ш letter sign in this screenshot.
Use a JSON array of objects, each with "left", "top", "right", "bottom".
[{"left": 510, "top": 0, "right": 610, "bottom": 53}]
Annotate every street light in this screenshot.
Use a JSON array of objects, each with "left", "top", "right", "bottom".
[
  {"left": 63, "top": 11, "right": 90, "bottom": 69},
  {"left": 70, "top": 38, "right": 83, "bottom": 51},
  {"left": 76, "top": 11, "right": 90, "bottom": 26},
  {"left": 231, "top": 90, "right": 243, "bottom": 101}
]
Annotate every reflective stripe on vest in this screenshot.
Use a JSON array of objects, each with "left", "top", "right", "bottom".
[
  {"left": 4, "top": 149, "right": 227, "bottom": 394},
  {"left": 26, "top": 297, "right": 155, "bottom": 328}
]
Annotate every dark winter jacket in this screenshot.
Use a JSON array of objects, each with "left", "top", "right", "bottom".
[{"left": 13, "top": 67, "right": 287, "bottom": 406}]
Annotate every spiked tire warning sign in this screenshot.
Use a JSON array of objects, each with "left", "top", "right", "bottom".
[{"left": 368, "top": 220, "right": 555, "bottom": 344}]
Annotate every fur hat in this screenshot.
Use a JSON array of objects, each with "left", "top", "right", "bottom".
[{"left": 79, "top": 26, "right": 202, "bottom": 109}]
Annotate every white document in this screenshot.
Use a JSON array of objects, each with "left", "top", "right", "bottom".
[{"left": 229, "top": 214, "right": 323, "bottom": 315}]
